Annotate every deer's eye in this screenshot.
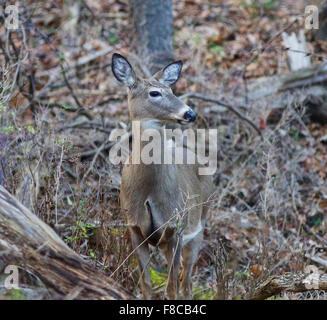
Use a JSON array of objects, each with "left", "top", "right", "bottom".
[{"left": 149, "top": 91, "right": 162, "bottom": 97}]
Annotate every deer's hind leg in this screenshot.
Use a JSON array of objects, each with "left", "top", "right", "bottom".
[
  {"left": 159, "top": 228, "right": 182, "bottom": 300},
  {"left": 181, "top": 231, "right": 202, "bottom": 299},
  {"left": 130, "top": 226, "right": 152, "bottom": 299}
]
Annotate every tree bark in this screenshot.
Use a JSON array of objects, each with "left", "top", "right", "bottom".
[
  {"left": 129, "top": 0, "right": 174, "bottom": 74},
  {"left": 0, "top": 185, "right": 134, "bottom": 300}
]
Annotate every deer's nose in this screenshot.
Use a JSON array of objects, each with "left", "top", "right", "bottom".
[{"left": 183, "top": 110, "right": 196, "bottom": 122}]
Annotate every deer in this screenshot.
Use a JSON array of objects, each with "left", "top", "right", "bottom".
[{"left": 111, "top": 53, "right": 214, "bottom": 299}]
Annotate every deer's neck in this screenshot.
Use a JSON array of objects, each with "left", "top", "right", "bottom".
[
  {"left": 140, "top": 119, "right": 165, "bottom": 131},
  {"left": 131, "top": 119, "right": 167, "bottom": 165},
  {"left": 140, "top": 119, "right": 166, "bottom": 148}
]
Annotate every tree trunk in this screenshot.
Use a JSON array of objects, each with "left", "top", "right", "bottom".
[
  {"left": 314, "top": 1, "right": 327, "bottom": 40},
  {"left": 129, "top": 0, "right": 174, "bottom": 74},
  {"left": 0, "top": 185, "right": 134, "bottom": 300}
]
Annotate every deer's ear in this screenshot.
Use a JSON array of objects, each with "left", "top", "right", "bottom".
[
  {"left": 153, "top": 61, "right": 183, "bottom": 86},
  {"left": 112, "top": 53, "right": 137, "bottom": 87}
]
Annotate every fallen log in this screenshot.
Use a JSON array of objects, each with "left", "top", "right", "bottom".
[
  {"left": 249, "top": 273, "right": 327, "bottom": 300},
  {"left": 0, "top": 185, "right": 134, "bottom": 300},
  {"left": 246, "top": 62, "right": 327, "bottom": 102}
]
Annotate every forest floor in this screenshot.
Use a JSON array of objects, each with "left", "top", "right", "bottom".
[{"left": 0, "top": 0, "right": 327, "bottom": 299}]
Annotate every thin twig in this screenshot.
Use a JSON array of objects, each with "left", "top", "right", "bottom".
[
  {"left": 81, "top": 141, "right": 107, "bottom": 181},
  {"left": 60, "top": 63, "right": 93, "bottom": 120}
]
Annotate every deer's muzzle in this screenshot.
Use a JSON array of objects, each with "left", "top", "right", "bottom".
[{"left": 183, "top": 110, "right": 196, "bottom": 122}]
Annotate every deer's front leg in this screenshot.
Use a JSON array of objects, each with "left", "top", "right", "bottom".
[{"left": 130, "top": 226, "right": 152, "bottom": 299}]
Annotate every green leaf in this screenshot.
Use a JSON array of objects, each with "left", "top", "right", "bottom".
[
  {"left": 207, "top": 43, "right": 225, "bottom": 56},
  {"left": 89, "top": 249, "right": 96, "bottom": 259},
  {"left": 67, "top": 196, "right": 74, "bottom": 206},
  {"left": 5, "top": 289, "right": 27, "bottom": 300},
  {"left": 3, "top": 125, "right": 15, "bottom": 134},
  {"left": 108, "top": 34, "right": 118, "bottom": 44},
  {"left": 62, "top": 104, "right": 75, "bottom": 111},
  {"left": 192, "top": 286, "right": 215, "bottom": 300},
  {"left": 264, "top": 0, "right": 277, "bottom": 11},
  {"left": 150, "top": 267, "right": 167, "bottom": 292},
  {"left": 27, "top": 125, "right": 35, "bottom": 134}
]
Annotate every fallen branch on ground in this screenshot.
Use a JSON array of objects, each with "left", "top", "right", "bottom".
[
  {"left": 0, "top": 185, "right": 134, "bottom": 300},
  {"left": 249, "top": 273, "right": 327, "bottom": 300},
  {"left": 247, "top": 62, "right": 327, "bottom": 101}
]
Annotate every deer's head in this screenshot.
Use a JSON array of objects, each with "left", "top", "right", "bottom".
[{"left": 112, "top": 53, "right": 196, "bottom": 125}]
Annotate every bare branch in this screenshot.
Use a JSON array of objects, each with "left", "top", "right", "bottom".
[
  {"left": 60, "top": 64, "right": 93, "bottom": 120},
  {"left": 180, "top": 92, "right": 263, "bottom": 138}
]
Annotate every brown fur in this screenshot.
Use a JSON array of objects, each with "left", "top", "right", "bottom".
[{"left": 114, "top": 54, "right": 214, "bottom": 299}]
